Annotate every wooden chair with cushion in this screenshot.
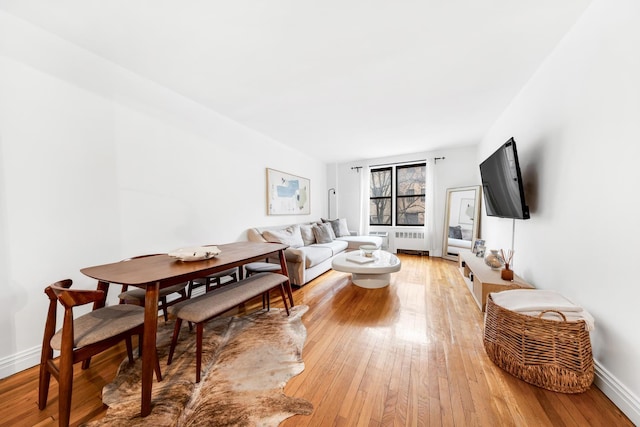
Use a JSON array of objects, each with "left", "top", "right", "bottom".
[
  {"left": 244, "top": 261, "right": 281, "bottom": 276},
  {"left": 38, "top": 279, "right": 161, "bottom": 427},
  {"left": 118, "top": 254, "right": 189, "bottom": 321}
]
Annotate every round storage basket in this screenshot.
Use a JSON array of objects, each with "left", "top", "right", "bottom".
[{"left": 483, "top": 293, "right": 594, "bottom": 393}]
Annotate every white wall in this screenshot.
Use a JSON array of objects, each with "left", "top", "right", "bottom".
[
  {"left": 0, "top": 11, "right": 326, "bottom": 378},
  {"left": 478, "top": 0, "right": 640, "bottom": 422},
  {"left": 334, "top": 145, "right": 479, "bottom": 256}
]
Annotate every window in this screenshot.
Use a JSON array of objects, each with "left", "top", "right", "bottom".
[
  {"left": 369, "top": 162, "right": 426, "bottom": 226},
  {"left": 396, "top": 163, "right": 426, "bottom": 225},
  {"left": 369, "top": 167, "right": 392, "bottom": 225}
]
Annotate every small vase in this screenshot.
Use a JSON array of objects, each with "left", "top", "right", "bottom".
[
  {"left": 501, "top": 263, "right": 514, "bottom": 280},
  {"left": 484, "top": 249, "right": 503, "bottom": 270}
]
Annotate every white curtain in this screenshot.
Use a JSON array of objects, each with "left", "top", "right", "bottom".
[
  {"left": 358, "top": 166, "right": 370, "bottom": 236},
  {"left": 425, "top": 159, "right": 439, "bottom": 256}
]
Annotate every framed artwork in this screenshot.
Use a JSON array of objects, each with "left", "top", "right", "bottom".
[
  {"left": 472, "top": 239, "right": 485, "bottom": 254},
  {"left": 266, "top": 168, "right": 310, "bottom": 215}
]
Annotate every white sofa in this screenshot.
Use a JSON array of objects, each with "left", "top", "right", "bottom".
[{"left": 247, "top": 220, "right": 383, "bottom": 286}]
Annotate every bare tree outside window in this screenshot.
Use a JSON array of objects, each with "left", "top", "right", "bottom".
[
  {"left": 369, "top": 167, "right": 392, "bottom": 225},
  {"left": 396, "top": 163, "right": 426, "bottom": 225}
]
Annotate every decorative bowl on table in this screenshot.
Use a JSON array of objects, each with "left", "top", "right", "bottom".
[
  {"left": 359, "top": 244, "right": 378, "bottom": 258},
  {"left": 168, "top": 246, "right": 221, "bottom": 262}
]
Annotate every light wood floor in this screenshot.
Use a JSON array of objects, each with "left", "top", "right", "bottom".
[{"left": 0, "top": 255, "right": 632, "bottom": 426}]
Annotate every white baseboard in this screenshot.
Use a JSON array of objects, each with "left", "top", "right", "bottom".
[
  {"left": 0, "top": 345, "right": 41, "bottom": 379},
  {"left": 594, "top": 359, "right": 640, "bottom": 425}
]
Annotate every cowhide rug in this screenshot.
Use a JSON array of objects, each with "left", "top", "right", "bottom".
[{"left": 85, "top": 305, "right": 312, "bottom": 426}]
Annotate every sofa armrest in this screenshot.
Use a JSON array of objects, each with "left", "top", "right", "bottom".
[{"left": 284, "top": 247, "right": 305, "bottom": 263}]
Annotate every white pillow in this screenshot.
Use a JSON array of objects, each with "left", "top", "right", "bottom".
[
  {"left": 262, "top": 225, "right": 304, "bottom": 248},
  {"left": 312, "top": 223, "right": 335, "bottom": 243},
  {"left": 322, "top": 218, "right": 350, "bottom": 237},
  {"left": 299, "top": 224, "right": 316, "bottom": 246}
]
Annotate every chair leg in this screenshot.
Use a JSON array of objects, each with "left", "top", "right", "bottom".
[
  {"left": 58, "top": 352, "right": 74, "bottom": 427},
  {"left": 160, "top": 297, "right": 169, "bottom": 322},
  {"left": 187, "top": 281, "right": 194, "bottom": 298},
  {"left": 167, "top": 318, "right": 183, "bottom": 365},
  {"left": 196, "top": 323, "right": 203, "bottom": 383},
  {"left": 138, "top": 333, "right": 143, "bottom": 357},
  {"left": 125, "top": 337, "right": 135, "bottom": 364},
  {"left": 154, "top": 349, "right": 163, "bottom": 382},
  {"left": 82, "top": 358, "right": 91, "bottom": 370},
  {"left": 38, "top": 359, "right": 52, "bottom": 410}
]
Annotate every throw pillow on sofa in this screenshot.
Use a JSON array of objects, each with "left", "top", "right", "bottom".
[
  {"left": 263, "top": 225, "right": 305, "bottom": 248},
  {"left": 299, "top": 223, "right": 316, "bottom": 246},
  {"left": 322, "top": 218, "right": 350, "bottom": 237},
  {"left": 448, "top": 225, "right": 462, "bottom": 239},
  {"left": 312, "top": 223, "right": 335, "bottom": 243}
]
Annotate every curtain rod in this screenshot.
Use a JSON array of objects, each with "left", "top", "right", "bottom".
[{"left": 368, "top": 159, "right": 427, "bottom": 168}]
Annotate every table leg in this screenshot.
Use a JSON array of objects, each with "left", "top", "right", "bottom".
[
  {"left": 278, "top": 249, "right": 294, "bottom": 307},
  {"left": 141, "top": 282, "right": 159, "bottom": 417}
]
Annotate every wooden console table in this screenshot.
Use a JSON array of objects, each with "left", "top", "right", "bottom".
[{"left": 458, "top": 250, "right": 533, "bottom": 311}]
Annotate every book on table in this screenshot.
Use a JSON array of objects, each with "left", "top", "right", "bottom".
[{"left": 347, "top": 254, "right": 376, "bottom": 264}]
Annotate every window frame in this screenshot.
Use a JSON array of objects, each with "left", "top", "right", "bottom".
[
  {"left": 369, "top": 162, "right": 426, "bottom": 227},
  {"left": 369, "top": 167, "right": 393, "bottom": 226},
  {"left": 395, "top": 163, "right": 426, "bottom": 226}
]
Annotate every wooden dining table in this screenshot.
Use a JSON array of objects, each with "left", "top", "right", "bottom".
[{"left": 80, "top": 241, "right": 293, "bottom": 417}]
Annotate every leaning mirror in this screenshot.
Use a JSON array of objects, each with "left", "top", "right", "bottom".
[{"left": 442, "top": 186, "right": 481, "bottom": 261}]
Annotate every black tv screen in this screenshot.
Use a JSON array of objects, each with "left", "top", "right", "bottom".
[{"left": 479, "top": 138, "right": 530, "bottom": 219}]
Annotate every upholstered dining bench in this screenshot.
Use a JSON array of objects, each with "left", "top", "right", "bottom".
[{"left": 166, "top": 272, "right": 291, "bottom": 382}]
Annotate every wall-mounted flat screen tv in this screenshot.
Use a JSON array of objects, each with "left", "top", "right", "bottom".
[{"left": 479, "top": 137, "right": 530, "bottom": 220}]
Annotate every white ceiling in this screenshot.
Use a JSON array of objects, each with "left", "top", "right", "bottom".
[{"left": 0, "top": 1, "right": 592, "bottom": 163}]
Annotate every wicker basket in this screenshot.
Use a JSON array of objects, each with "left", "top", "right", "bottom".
[{"left": 483, "top": 293, "right": 594, "bottom": 393}]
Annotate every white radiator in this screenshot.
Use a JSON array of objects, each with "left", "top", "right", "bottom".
[{"left": 390, "top": 229, "right": 428, "bottom": 253}]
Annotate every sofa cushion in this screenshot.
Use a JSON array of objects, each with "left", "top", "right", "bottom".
[
  {"left": 312, "top": 223, "right": 335, "bottom": 243},
  {"left": 314, "top": 240, "right": 348, "bottom": 256},
  {"left": 322, "top": 218, "right": 351, "bottom": 237},
  {"left": 263, "top": 225, "right": 304, "bottom": 248},
  {"left": 299, "top": 223, "right": 316, "bottom": 246},
  {"left": 300, "top": 245, "right": 334, "bottom": 268}
]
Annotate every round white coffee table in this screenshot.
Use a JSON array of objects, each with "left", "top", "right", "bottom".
[{"left": 332, "top": 250, "right": 401, "bottom": 288}]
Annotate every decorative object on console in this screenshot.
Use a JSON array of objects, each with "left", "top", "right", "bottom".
[
  {"left": 472, "top": 239, "right": 485, "bottom": 254},
  {"left": 266, "top": 168, "right": 310, "bottom": 215},
  {"left": 500, "top": 249, "right": 514, "bottom": 280},
  {"left": 476, "top": 245, "right": 486, "bottom": 257},
  {"left": 484, "top": 249, "right": 504, "bottom": 269}
]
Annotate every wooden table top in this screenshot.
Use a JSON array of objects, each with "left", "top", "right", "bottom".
[{"left": 81, "top": 241, "right": 288, "bottom": 286}]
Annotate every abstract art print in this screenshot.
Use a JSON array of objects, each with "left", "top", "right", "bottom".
[{"left": 267, "top": 168, "right": 310, "bottom": 215}]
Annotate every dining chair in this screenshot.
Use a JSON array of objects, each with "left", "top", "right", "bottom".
[
  {"left": 185, "top": 245, "right": 238, "bottom": 298},
  {"left": 118, "top": 254, "right": 189, "bottom": 321},
  {"left": 187, "top": 267, "right": 239, "bottom": 298},
  {"left": 39, "top": 279, "right": 161, "bottom": 427}
]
